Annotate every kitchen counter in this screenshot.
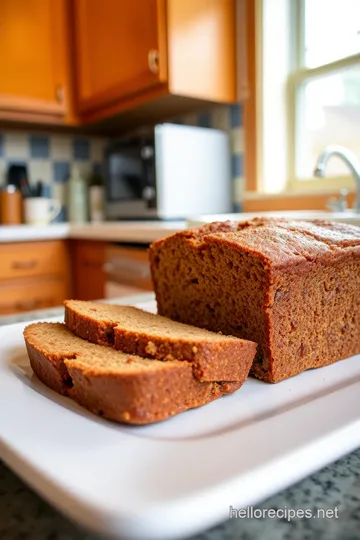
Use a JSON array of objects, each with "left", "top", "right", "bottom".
[
  {"left": 1, "top": 449, "right": 360, "bottom": 540},
  {"left": 2, "top": 210, "right": 360, "bottom": 245},
  {"left": 1, "top": 295, "right": 360, "bottom": 539},
  {"left": 0, "top": 221, "right": 186, "bottom": 244}
]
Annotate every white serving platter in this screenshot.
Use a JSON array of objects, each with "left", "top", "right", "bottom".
[{"left": 1, "top": 299, "right": 360, "bottom": 540}]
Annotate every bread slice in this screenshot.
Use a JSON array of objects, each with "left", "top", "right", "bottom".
[
  {"left": 24, "top": 322, "right": 242, "bottom": 425},
  {"left": 64, "top": 299, "right": 257, "bottom": 382}
]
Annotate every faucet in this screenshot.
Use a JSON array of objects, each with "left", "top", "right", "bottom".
[{"left": 314, "top": 145, "right": 360, "bottom": 212}]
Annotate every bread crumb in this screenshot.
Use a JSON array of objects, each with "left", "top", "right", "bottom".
[
  {"left": 192, "top": 346, "right": 198, "bottom": 353},
  {"left": 145, "top": 341, "right": 157, "bottom": 355},
  {"left": 122, "top": 412, "right": 130, "bottom": 421},
  {"left": 126, "top": 357, "right": 135, "bottom": 364}
]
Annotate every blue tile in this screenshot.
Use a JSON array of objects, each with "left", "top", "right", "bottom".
[
  {"left": 73, "top": 138, "right": 90, "bottom": 160},
  {"left": 231, "top": 153, "right": 244, "bottom": 177},
  {"left": 93, "top": 162, "right": 103, "bottom": 176},
  {"left": 197, "top": 111, "right": 211, "bottom": 128},
  {"left": 0, "top": 134, "right": 3, "bottom": 157},
  {"left": 232, "top": 201, "right": 243, "bottom": 213},
  {"left": 229, "top": 104, "right": 243, "bottom": 128},
  {"left": 53, "top": 161, "right": 70, "bottom": 183},
  {"left": 41, "top": 184, "right": 52, "bottom": 198},
  {"left": 30, "top": 135, "right": 50, "bottom": 158},
  {"left": 53, "top": 205, "right": 67, "bottom": 223},
  {"left": 8, "top": 160, "right": 27, "bottom": 168}
]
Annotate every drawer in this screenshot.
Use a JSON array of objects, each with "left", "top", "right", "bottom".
[
  {"left": 104, "top": 245, "right": 152, "bottom": 291},
  {"left": 0, "top": 241, "right": 69, "bottom": 280},
  {"left": 0, "top": 276, "right": 69, "bottom": 315}
]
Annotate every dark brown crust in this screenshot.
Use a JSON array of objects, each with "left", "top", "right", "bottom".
[
  {"left": 24, "top": 326, "right": 242, "bottom": 425},
  {"left": 149, "top": 218, "right": 360, "bottom": 383},
  {"left": 64, "top": 302, "right": 256, "bottom": 382}
]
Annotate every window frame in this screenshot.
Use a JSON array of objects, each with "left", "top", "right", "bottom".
[{"left": 287, "top": 0, "right": 360, "bottom": 192}]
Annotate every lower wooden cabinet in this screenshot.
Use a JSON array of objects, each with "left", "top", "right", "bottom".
[
  {"left": 70, "top": 240, "right": 106, "bottom": 301},
  {"left": 70, "top": 240, "right": 153, "bottom": 301},
  {"left": 0, "top": 275, "right": 68, "bottom": 315},
  {"left": 0, "top": 239, "right": 70, "bottom": 315}
]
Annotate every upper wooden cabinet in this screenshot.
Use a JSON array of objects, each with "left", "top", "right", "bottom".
[
  {"left": 74, "top": 0, "right": 167, "bottom": 114},
  {"left": 0, "top": 0, "right": 237, "bottom": 128},
  {"left": 0, "top": 0, "right": 73, "bottom": 123},
  {"left": 73, "top": 0, "right": 237, "bottom": 124}
]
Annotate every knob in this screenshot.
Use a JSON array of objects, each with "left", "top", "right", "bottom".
[
  {"left": 142, "top": 186, "right": 156, "bottom": 201},
  {"left": 148, "top": 49, "right": 159, "bottom": 74},
  {"left": 141, "top": 146, "right": 154, "bottom": 159},
  {"left": 55, "top": 85, "right": 64, "bottom": 103}
]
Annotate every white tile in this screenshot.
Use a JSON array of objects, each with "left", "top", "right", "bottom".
[
  {"left": 230, "top": 127, "right": 245, "bottom": 154},
  {"left": 50, "top": 135, "right": 72, "bottom": 160},
  {"left": 233, "top": 176, "right": 244, "bottom": 202},
  {"left": 4, "top": 132, "right": 29, "bottom": 159},
  {"left": 91, "top": 138, "right": 107, "bottom": 162},
  {"left": 72, "top": 160, "right": 93, "bottom": 180},
  {"left": 211, "top": 106, "right": 230, "bottom": 132},
  {"left": 28, "top": 159, "right": 52, "bottom": 185}
]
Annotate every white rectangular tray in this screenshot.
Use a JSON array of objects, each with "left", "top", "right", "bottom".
[{"left": 1, "top": 299, "right": 360, "bottom": 540}]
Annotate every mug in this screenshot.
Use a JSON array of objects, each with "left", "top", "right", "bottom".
[{"left": 24, "top": 197, "right": 61, "bottom": 225}]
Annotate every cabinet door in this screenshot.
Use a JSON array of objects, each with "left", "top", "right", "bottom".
[
  {"left": 74, "top": 0, "right": 167, "bottom": 113},
  {"left": 71, "top": 240, "right": 106, "bottom": 301},
  {"left": 0, "top": 0, "right": 69, "bottom": 118}
]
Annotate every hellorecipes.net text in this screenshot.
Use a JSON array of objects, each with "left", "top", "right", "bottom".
[{"left": 229, "top": 506, "right": 339, "bottom": 522}]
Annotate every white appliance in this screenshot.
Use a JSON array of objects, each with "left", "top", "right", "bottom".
[{"left": 105, "top": 123, "right": 232, "bottom": 220}]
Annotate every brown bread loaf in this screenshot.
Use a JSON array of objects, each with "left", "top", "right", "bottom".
[
  {"left": 24, "top": 322, "right": 242, "bottom": 425},
  {"left": 64, "top": 300, "right": 256, "bottom": 382},
  {"left": 149, "top": 218, "right": 360, "bottom": 383}
]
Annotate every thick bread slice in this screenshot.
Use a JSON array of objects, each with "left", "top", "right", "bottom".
[
  {"left": 64, "top": 300, "right": 256, "bottom": 382},
  {"left": 24, "top": 322, "right": 242, "bottom": 425}
]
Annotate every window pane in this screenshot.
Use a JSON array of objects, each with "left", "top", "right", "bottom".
[
  {"left": 305, "top": 0, "right": 360, "bottom": 67},
  {"left": 297, "top": 65, "right": 360, "bottom": 178}
]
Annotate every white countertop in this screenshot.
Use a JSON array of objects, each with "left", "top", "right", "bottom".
[
  {"left": 2, "top": 211, "right": 359, "bottom": 244},
  {"left": 0, "top": 221, "right": 186, "bottom": 244}
]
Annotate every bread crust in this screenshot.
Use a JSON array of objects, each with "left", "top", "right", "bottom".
[
  {"left": 24, "top": 323, "right": 242, "bottom": 425},
  {"left": 64, "top": 301, "right": 256, "bottom": 382}
]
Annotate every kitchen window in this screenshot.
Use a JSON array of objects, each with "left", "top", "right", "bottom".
[{"left": 256, "top": 0, "right": 360, "bottom": 195}]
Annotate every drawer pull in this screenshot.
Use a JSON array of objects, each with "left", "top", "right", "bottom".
[
  {"left": 14, "top": 299, "right": 43, "bottom": 311},
  {"left": 12, "top": 260, "right": 37, "bottom": 270}
]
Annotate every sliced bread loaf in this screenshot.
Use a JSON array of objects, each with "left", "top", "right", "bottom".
[
  {"left": 64, "top": 299, "right": 256, "bottom": 382},
  {"left": 24, "top": 322, "right": 241, "bottom": 425},
  {"left": 149, "top": 218, "right": 360, "bottom": 382}
]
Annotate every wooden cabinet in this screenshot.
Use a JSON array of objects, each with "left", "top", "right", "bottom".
[
  {"left": 0, "top": 0, "right": 73, "bottom": 123},
  {"left": 74, "top": 0, "right": 167, "bottom": 114},
  {"left": 71, "top": 240, "right": 106, "bottom": 301},
  {"left": 71, "top": 240, "right": 153, "bottom": 301},
  {"left": 73, "top": 0, "right": 236, "bottom": 125},
  {"left": 0, "top": 240, "right": 70, "bottom": 315},
  {"left": 0, "top": 0, "right": 237, "bottom": 128}
]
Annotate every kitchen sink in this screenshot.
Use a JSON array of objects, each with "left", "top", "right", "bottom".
[{"left": 187, "top": 210, "right": 360, "bottom": 228}]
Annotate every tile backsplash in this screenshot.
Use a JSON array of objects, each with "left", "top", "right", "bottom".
[
  {"left": 0, "top": 103, "right": 244, "bottom": 221},
  {"left": 0, "top": 131, "right": 107, "bottom": 221}
]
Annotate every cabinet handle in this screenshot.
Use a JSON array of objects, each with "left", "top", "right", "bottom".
[
  {"left": 15, "top": 299, "right": 42, "bottom": 311},
  {"left": 148, "top": 49, "right": 159, "bottom": 74},
  {"left": 55, "top": 85, "right": 64, "bottom": 103},
  {"left": 12, "top": 259, "right": 37, "bottom": 270}
]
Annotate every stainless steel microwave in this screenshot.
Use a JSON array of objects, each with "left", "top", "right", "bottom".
[{"left": 104, "top": 123, "right": 231, "bottom": 220}]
